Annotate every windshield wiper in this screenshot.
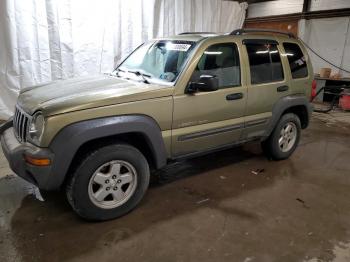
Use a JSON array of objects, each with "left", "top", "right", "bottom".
[
  {"left": 127, "top": 70, "right": 151, "bottom": 84},
  {"left": 115, "top": 68, "right": 125, "bottom": 77}
]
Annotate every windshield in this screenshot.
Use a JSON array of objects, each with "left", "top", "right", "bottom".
[{"left": 115, "top": 40, "right": 196, "bottom": 84}]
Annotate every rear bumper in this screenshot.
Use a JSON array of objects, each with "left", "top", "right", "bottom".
[{"left": 0, "top": 123, "right": 55, "bottom": 190}]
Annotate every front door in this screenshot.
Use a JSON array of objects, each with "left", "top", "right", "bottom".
[{"left": 171, "top": 42, "right": 247, "bottom": 157}]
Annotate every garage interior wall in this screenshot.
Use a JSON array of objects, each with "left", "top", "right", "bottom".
[
  {"left": 0, "top": 0, "right": 248, "bottom": 119},
  {"left": 244, "top": 20, "right": 299, "bottom": 39}
]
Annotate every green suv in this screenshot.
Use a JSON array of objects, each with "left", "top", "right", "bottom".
[{"left": 0, "top": 29, "right": 313, "bottom": 220}]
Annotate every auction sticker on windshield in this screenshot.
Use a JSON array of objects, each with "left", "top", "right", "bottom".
[{"left": 166, "top": 43, "right": 192, "bottom": 52}]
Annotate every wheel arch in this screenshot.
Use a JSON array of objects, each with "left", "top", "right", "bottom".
[
  {"left": 47, "top": 115, "right": 167, "bottom": 190},
  {"left": 263, "top": 95, "right": 312, "bottom": 140},
  {"left": 282, "top": 105, "right": 309, "bottom": 129}
]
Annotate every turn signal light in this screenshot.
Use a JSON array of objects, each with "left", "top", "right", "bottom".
[{"left": 24, "top": 155, "right": 51, "bottom": 166}]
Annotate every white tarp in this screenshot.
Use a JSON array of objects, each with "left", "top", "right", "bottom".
[
  {"left": 299, "top": 17, "right": 350, "bottom": 78},
  {"left": 0, "top": 0, "right": 247, "bottom": 119}
]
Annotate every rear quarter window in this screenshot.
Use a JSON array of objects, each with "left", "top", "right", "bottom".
[{"left": 283, "top": 42, "right": 308, "bottom": 79}]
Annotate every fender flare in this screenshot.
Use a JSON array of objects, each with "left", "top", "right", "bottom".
[
  {"left": 263, "top": 95, "right": 313, "bottom": 139},
  {"left": 48, "top": 115, "right": 167, "bottom": 189}
]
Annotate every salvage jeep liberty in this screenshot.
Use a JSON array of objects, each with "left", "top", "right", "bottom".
[{"left": 0, "top": 29, "right": 313, "bottom": 220}]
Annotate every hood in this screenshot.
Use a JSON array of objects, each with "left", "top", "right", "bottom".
[{"left": 17, "top": 75, "right": 174, "bottom": 116}]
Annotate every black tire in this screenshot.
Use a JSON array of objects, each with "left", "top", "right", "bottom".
[
  {"left": 66, "top": 143, "right": 150, "bottom": 221},
  {"left": 262, "top": 113, "right": 301, "bottom": 160}
]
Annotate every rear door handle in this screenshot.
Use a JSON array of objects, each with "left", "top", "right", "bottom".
[
  {"left": 277, "top": 85, "right": 289, "bottom": 92},
  {"left": 226, "top": 93, "right": 243, "bottom": 101}
]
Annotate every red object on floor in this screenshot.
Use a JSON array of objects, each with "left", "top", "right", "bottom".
[
  {"left": 311, "top": 80, "right": 317, "bottom": 101},
  {"left": 339, "top": 91, "right": 350, "bottom": 111}
]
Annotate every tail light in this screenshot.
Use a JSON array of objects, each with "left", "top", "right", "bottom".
[{"left": 311, "top": 79, "right": 317, "bottom": 101}]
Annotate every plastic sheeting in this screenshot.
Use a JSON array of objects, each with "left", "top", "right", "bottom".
[
  {"left": 0, "top": 0, "right": 247, "bottom": 119},
  {"left": 299, "top": 17, "right": 350, "bottom": 78}
]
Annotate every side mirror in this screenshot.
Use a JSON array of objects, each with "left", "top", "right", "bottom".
[{"left": 187, "top": 75, "right": 219, "bottom": 94}]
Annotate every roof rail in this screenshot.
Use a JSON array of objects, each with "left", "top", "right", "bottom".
[
  {"left": 230, "top": 28, "right": 295, "bottom": 38},
  {"left": 178, "top": 32, "right": 216, "bottom": 35}
]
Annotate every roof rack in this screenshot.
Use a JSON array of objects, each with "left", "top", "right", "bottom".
[
  {"left": 230, "top": 28, "right": 295, "bottom": 38},
  {"left": 178, "top": 32, "right": 216, "bottom": 35}
]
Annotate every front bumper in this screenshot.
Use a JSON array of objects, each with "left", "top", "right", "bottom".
[{"left": 0, "top": 122, "right": 55, "bottom": 190}]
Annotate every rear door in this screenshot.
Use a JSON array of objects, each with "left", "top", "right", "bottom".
[{"left": 241, "top": 39, "right": 289, "bottom": 139}]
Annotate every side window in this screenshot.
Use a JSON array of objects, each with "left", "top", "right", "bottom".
[
  {"left": 246, "top": 43, "right": 284, "bottom": 85},
  {"left": 190, "top": 43, "right": 240, "bottom": 89},
  {"left": 283, "top": 42, "right": 308, "bottom": 79}
]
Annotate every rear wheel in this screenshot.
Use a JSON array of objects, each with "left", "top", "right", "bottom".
[
  {"left": 66, "top": 143, "right": 150, "bottom": 221},
  {"left": 262, "top": 113, "right": 301, "bottom": 160}
]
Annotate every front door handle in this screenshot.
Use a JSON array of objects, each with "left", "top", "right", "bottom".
[
  {"left": 277, "top": 85, "right": 289, "bottom": 92},
  {"left": 226, "top": 93, "right": 243, "bottom": 101}
]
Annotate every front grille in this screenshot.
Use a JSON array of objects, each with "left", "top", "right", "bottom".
[{"left": 13, "top": 106, "right": 31, "bottom": 142}]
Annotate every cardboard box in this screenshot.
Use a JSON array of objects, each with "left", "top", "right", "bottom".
[{"left": 320, "top": 68, "right": 331, "bottom": 78}]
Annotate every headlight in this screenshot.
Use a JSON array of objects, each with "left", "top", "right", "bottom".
[{"left": 28, "top": 112, "right": 45, "bottom": 145}]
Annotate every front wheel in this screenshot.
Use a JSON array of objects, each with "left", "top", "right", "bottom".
[
  {"left": 262, "top": 113, "right": 301, "bottom": 160},
  {"left": 66, "top": 143, "right": 150, "bottom": 221}
]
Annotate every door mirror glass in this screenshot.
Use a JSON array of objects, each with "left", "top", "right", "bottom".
[{"left": 187, "top": 75, "right": 219, "bottom": 93}]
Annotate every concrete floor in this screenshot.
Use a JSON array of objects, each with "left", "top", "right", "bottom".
[{"left": 1, "top": 113, "right": 350, "bottom": 262}]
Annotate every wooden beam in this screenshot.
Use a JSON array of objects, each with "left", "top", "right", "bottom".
[
  {"left": 245, "top": 8, "right": 350, "bottom": 23},
  {"left": 302, "top": 0, "right": 310, "bottom": 14},
  {"left": 245, "top": 13, "right": 301, "bottom": 23},
  {"left": 304, "top": 8, "right": 350, "bottom": 19}
]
